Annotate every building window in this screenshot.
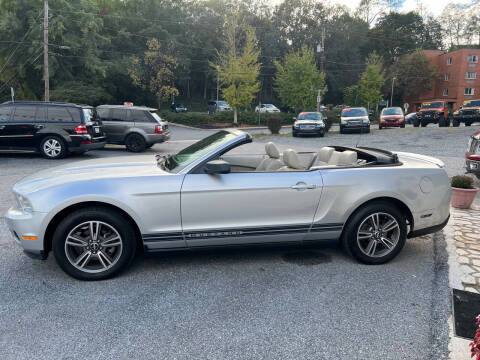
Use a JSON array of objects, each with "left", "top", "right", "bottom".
[
  {"left": 443, "top": 89, "right": 448, "bottom": 96},
  {"left": 447, "top": 57, "right": 452, "bottom": 65},
  {"left": 465, "top": 88, "right": 475, "bottom": 95},
  {"left": 466, "top": 71, "right": 477, "bottom": 79},
  {"left": 445, "top": 73, "right": 450, "bottom": 81},
  {"left": 468, "top": 55, "right": 478, "bottom": 63}
]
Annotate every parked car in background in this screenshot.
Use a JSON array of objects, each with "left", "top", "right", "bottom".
[
  {"left": 319, "top": 105, "right": 328, "bottom": 111},
  {"left": 255, "top": 104, "right": 280, "bottom": 113},
  {"left": 339, "top": 107, "right": 370, "bottom": 134},
  {"left": 170, "top": 103, "right": 187, "bottom": 113},
  {"left": 5, "top": 129, "right": 451, "bottom": 280},
  {"left": 466, "top": 130, "right": 480, "bottom": 179},
  {"left": 0, "top": 101, "right": 105, "bottom": 159},
  {"left": 405, "top": 112, "right": 417, "bottom": 125},
  {"left": 378, "top": 107, "right": 405, "bottom": 129},
  {"left": 414, "top": 101, "right": 450, "bottom": 127},
  {"left": 292, "top": 112, "right": 325, "bottom": 137},
  {"left": 97, "top": 105, "right": 170, "bottom": 152},
  {"left": 453, "top": 100, "right": 480, "bottom": 127},
  {"left": 207, "top": 100, "right": 231, "bottom": 112}
]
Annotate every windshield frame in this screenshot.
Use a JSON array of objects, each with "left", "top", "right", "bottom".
[
  {"left": 421, "top": 102, "right": 443, "bottom": 109},
  {"left": 341, "top": 108, "right": 368, "bottom": 117},
  {"left": 381, "top": 107, "right": 403, "bottom": 116},
  {"left": 297, "top": 112, "right": 322, "bottom": 121}
]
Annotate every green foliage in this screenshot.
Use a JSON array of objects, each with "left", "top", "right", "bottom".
[
  {"left": 391, "top": 50, "right": 440, "bottom": 100},
  {"left": 129, "top": 38, "right": 179, "bottom": 107},
  {"left": 274, "top": 46, "right": 325, "bottom": 112},
  {"left": 451, "top": 175, "right": 475, "bottom": 189},
  {"left": 267, "top": 117, "right": 282, "bottom": 134},
  {"left": 50, "top": 81, "right": 113, "bottom": 105},
  {"left": 358, "top": 52, "right": 385, "bottom": 108},
  {"left": 212, "top": 15, "right": 260, "bottom": 124},
  {"left": 343, "top": 85, "right": 359, "bottom": 106}
]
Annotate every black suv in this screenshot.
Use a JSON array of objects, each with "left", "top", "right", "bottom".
[{"left": 0, "top": 101, "right": 106, "bottom": 159}]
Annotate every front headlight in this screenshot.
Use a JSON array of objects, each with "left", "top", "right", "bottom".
[
  {"left": 15, "top": 193, "right": 33, "bottom": 212},
  {"left": 293, "top": 122, "right": 299, "bottom": 128},
  {"left": 362, "top": 117, "right": 370, "bottom": 124},
  {"left": 316, "top": 121, "right": 325, "bottom": 127},
  {"left": 453, "top": 111, "right": 460, "bottom": 116}
]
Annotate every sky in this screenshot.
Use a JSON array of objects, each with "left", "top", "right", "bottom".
[{"left": 271, "top": 0, "right": 476, "bottom": 17}]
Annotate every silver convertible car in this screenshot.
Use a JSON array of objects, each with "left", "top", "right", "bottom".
[{"left": 5, "top": 129, "right": 451, "bottom": 280}]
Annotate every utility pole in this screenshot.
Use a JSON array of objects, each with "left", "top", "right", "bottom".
[
  {"left": 43, "top": 0, "right": 49, "bottom": 102},
  {"left": 216, "top": 71, "right": 219, "bottom": 103},
  {"left": 390, "top": 76, "right": 396, "bottom": 107},
  {"left": 319, "top": 27, "right": 326, "bottom": 73}
]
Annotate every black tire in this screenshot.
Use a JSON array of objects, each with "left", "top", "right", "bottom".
[
  {"left": 466, "top": 121, "right": 472, "bottom": 127},
  {"left": 341, "top": 201, "right": 407, "bottom": 265},
  {"left": 438, "top": 115, "right": 445, "bottom": 127},
  {"left": 453, "top": 119, "right": 460, "bottom": 127},
  {"left": 39, "top": 135, "right": 67, "bottom": 159},
  {"left": 365, "top": 127, "right": 370, "bottom": 133},
  {"left": 125, "top": 133, "right": 146, "bottom": 152},
  {"left": 413, "top": 119, "right": 420, "bottom": 127},
  {"left": 400, "top": 124, "right": 405, "bottom": 128},
  {"left": 378, "top": 125, "right": 382, "bottom": 129},
  {"left": 420, "top": 121, "right": 427, "bottom": 127},
  {"left": 52, "top": 207, "right": 137, "bottom": 280},
  {"left": 145, "top": 144, "right": 154, "bottom": 149},
  {"left": 319, "top": 131, "right": 325, "bottom": 137},
  {"left": 292, "top": 131, "right": 298, "bottom": 137},
  {"left": 340, "top": 128, "right": 344, "bottom": 134}
]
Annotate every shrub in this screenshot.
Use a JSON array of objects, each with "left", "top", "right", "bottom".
[
  {"left": 451, "top": 175, "right": 475, "bottom": 189},
  {"left": 267, "top": 117, "right": 282, "bottom": 134},
  {"left": 471, "top": 315, "right": 480, "bottom": 360}
]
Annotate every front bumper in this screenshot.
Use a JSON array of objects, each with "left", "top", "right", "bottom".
[
  {"left": 293, "top": 126, "right": 325, "bottom": 135},
  {"left": 340, "top": 124, "right": 370, "bottom": 133},
  {"left": 466, "top": 157, "right": 480, "bottom": 174},
  {"left": 455, "top": 114, "right": 480, "bottom": 122},
  {"left": 380, "top": 121, "right": 404, "bottom": 127},
  {"left": 4, "top": 207, "right": 48, "bottom": 258},
  {"left": 69, "top": 136, "right": 106, "bottom": 152}
]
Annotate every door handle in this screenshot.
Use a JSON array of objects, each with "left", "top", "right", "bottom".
[
  {"left": 291, "top": 182, "right": 316, "bottom": 190},
  {"left": 34, "top": 124, "right": 44, "bottom": 129}
]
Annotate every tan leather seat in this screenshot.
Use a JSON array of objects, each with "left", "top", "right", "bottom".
[
  {"left": 328, "top": 150, "right": 358, "bottom": 166},
  {"left": 256, "top": 142, "right": 283, "bottom": 171},
  {"left": 315, "top": 146, "right": 335, "bottom": 166},
  {"left": 279, "top": 149, "right": 305, "bottom": 171}
]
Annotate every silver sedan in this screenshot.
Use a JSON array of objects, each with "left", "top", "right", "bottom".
[{"left": 5, "top": 129, "right": 451, "bottom": 280}]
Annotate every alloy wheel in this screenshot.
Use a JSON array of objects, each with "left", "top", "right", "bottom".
[
  {"left": 43, "top": 138, "right": 62, "bottom": 158},
  {"left": 356, "top": 212, "right": 400, "bottom": 258},
  {"left": 64, "top": 221, "right": 123, "bottom": 273}
]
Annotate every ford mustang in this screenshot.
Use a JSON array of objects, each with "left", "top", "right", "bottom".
[{"left": 5, "top": 129, "right": 451, "bottom": 280}]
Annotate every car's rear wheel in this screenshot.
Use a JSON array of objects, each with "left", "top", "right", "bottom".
[
  {"left": 466, "top": 121, "right": 472, "bottom": 126},
  {"left": 413, "top": 118, "right": 420, "bottom": 127},
  {"left": 125, "top": 133, "right": 146, "bottom": 152},
  {"left": 52, "top": 207, "right": 136, "bottom": 280},
  {"left": 342, "top": 202, "right": 407, "bottom": 264},
  {"left": 40, "top": 136, "right": 67, "bottom": 159},
  {"left": 452, "top": 119, "right": 460, "bottom": 127},
  {"left": 439, "top": 115, "right": 446, "bottom": 127}
]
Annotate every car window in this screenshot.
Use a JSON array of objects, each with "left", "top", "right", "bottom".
[
  {"left": 464, "top": 100, "right": 480, "bottom": 108},
  {"left": 150, "top": 112, "right": 163, "bottom": 123},
  {"left": 97, "top": 108, "right": 110, "bottom": 119},
  {"left": 298, "top": 112, "right": 322, "bottom": 120},
  {"left": 11, "top": 105, "right": 36, "bottom": 123},
  {"left": 47, "top": 106, "right": 74, "bottom": 122},
  {"left": 35, "top": 106, "right": 47, "bottom": 122},
  {"left": 67, "top": 108, "right": 82, "bottom": 123},
  {"left": 342, "top": 108, "right": 367, "bottom": 117},
  {"left": 111, "top": 109, "right": 129, "bottom": 122},
  {"left": 0, "top": 106, "right": 12, "bottom": 122},
  {"left": 381, "top": 108, "right": 403, "bottom": 115},
  {"left": 130, "top": 110, "right": 152, "bottom": 123}
]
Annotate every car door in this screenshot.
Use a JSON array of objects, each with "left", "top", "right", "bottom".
[
  {"left": 5, "top": 104, "right": 38, "bottom": 149},
  {"left": 181, "top": 169, "right": 323, "bottom": 247},
  {"left": 0, "top": 105, "right": 13, "bottom": 149},
  {"left": 102, "top": 108, "right": 129, "bottom": 143}
]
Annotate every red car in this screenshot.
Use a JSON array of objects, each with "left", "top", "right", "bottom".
[
  {"left": 378, "top": 107, "right": 405, "bottom": 129},
  {"left": 466, "top": 131, "right": 480, "bottom": 179}
]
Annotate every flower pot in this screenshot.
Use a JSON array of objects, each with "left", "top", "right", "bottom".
[{"left": 451, "top": 187, "right": 479, "bottom": 209}]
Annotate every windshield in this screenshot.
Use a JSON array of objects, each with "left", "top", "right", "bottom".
[
  {"left": 342, "top": 108, "right": 367, "bottom": 117},
  {"left": 381, "top": 107, "right": 403, "bottom": 115},
  {"left": 217, "top": 101, "right": 228, "bottom": 106},
  {"left": 298, "top": 112, "right": 322, "bottom": 120},
  {"left": 163, "top": 130, "right": 237, "bottom": 173},
  {"left": 265, "top": 104, "right": 274, "bottom": 108},
  {"left": 150, "top": 112, "right": 163, "bottom": 123},
  {"left": 463, "top": 100, "right": 480, "bottom": 108},
  {"left": 421, "top": 102, "right": 443, "bottom": 109},
  {"left": 177, "top": 104, "right": 185, "bottom": 107}
]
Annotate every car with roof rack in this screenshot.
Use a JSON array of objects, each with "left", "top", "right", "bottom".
[
  {"left": 414, "top": 100, "right": 450, "bottom": 127},
  {"left": 96, "top": 104, "right": 170, "bottom": 152},
  {"left": 5, "top": 129, "right": 451, "bottom": 280},
  {"left": 0, "top": 101, "right": 106, "bottom": 159}
]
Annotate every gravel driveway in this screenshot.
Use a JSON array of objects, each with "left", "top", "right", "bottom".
[{"left": 1, "top": 123, "right": 475, "bottom": 359}]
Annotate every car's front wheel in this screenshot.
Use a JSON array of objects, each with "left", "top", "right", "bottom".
[
  {"left": 52, "top": 207, "right": 136, "bottom": 280},
  {"left": 342, "top": 202, "right": 407, "bottom": 264}
]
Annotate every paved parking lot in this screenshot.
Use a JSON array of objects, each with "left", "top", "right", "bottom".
[{"left": 1, "top": 124, "right": 477, "bottom": 359}]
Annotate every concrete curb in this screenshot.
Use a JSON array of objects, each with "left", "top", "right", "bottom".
[{"left": 168, "top": 122, "right": 291, "bottom": 131}]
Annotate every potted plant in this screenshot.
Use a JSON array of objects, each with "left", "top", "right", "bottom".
[{"left": 451, "top": 175, "right": 478, "bottom": 209}]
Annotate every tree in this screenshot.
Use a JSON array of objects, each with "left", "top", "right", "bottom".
[
  {"left": 213, "top": 16, "right": 260, "bottom": 124},
  {"left": 343, "top": 85, "right": 359, "bottom": 106},
  {"left": 274, "top": 45, "right": 325, "bottom": 112},
  {"left": 128, "top": 38, "right": 179, "bottom": 108},
  {"left": 390, "top": 50, "right": 439, "bottom": 100},
  {"left": 358, "top": 52, "right": 385, "bottom": 109}
]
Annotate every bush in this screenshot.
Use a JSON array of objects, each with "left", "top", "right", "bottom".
[
  {"left": 451, "top": 175, "right": 475, "bottom": 189},
  {"left": 471, "top": 315, "right": 480, "bottom": 360},
  {"left": 267, "top": 117, "right": 282, "bottom": 134}
]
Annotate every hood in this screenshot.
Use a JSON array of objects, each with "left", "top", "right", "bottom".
[
  {"left": 14, "top": 155, "right": 168, "bottom": 194},
  {"left": 341, "top": 116, "right": 368, "bottom": 121}
]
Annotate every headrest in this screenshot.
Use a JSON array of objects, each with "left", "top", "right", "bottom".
[
  {"left": 265, "top": 142, "right": 280, "bottom": 159},
  {"left": 282, "top": 149, "right": 304, "bottom": 170},
  {"left": 338, "top": 150, "right": 358, "bottom": 165},
  {"left": 317, "top": 147, "right": 335, "bottom": 162}
]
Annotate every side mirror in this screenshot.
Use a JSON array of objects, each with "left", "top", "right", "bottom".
[{"left": 203, "top": 160, "right": 231, "bottom": 175}]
